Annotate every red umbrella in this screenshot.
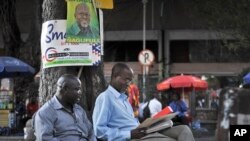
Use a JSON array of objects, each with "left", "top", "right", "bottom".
[{"left": 156, "top": 74, "right": 208, "bottom": 91}]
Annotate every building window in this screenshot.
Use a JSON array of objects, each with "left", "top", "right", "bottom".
[
  {"left": 170, "top": 40, "right": 250, "bottom": 63},
  {"left": 170, "top": 40, "right": 190, "bottom": 63},
  {"left": 104, "top": 41, "right": 158, "bottom": 62}
]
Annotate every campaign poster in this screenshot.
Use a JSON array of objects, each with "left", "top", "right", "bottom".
[
  {"left": 41, "top": 20, "right": 101, "bottom": 69},
  {"left": 66, "top": 0, "right": 100, "bottom": 43}
]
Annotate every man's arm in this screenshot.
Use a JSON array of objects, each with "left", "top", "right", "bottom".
[
  {"left": 179, "top": 101, "right": 188, "bottom": 117},
  {"left": 92, "top": 94, "right": 131, "bottom": 141},
  {"left": 180, "top": 101, "right": 188, "bottom": 111},
  {"left": 169, "top": 102, "right": 176, "bottom": 112},
  {"left": 80, "top": 107, "right": 97, "bottom": 141},
  {"left": 34, "top": 108, "right": 58, "bottom": 141}
]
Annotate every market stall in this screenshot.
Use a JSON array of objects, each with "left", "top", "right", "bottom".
[
  {"left": 0, "top": 56, "right": 36, "bottom": 129},
  {"left": 0, "top": 78, "right": 14, "bottom": 128}
]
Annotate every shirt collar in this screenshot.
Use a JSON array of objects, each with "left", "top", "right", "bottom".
[
  {"left": 50, "top": 96, "right": 63, "bottom": 110},
  {"left": 108, "top": 85, "right": 128, "bottom": 100},
  {"left": 51, "top": 95, "right": 78, "bottom": 110}
]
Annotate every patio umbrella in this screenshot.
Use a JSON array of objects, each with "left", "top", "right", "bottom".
[
  {"left": 156, "top": 74, "right": 208, "bottom": 118},
  {"left": 0, "top": 56, "right": 35, "bottom": 78},
  {"left": 156, "top": 74, "right": 208, "bottom": 92},
  {"left": 243, "top": 72, "right": 250, "bottom": 85}
]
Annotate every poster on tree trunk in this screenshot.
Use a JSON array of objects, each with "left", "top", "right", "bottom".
[
  {"left": 66, "top": 0, "right": 100, "bottom": 43},
  {"left": 40, "top": 20, "right": 101, "bottom": 69}
]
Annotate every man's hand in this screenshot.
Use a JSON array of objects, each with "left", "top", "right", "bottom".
[{"left": 131, "top": 128, "right": 147, "bottom": 139}]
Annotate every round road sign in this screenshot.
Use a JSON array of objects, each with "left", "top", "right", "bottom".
[{"left": 138, "top": 49, "right": 155, "bottom": 66}]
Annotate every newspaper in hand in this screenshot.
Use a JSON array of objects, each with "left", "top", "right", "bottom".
[
  {"left": 145, "top": 119, "right": 173, "bottom": 134},
  {"left": 137, "top": 112, "right": 178, "bottom": 134}
]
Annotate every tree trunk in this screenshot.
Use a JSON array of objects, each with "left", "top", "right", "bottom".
[{"left": 40, "top": 0, "right": 107, "bottom": 117}]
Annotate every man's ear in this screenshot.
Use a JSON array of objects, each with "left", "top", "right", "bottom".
[
  {"left": 62, "top": 85, "right": 69, "bottom": 92},
  {"left": 59, "top": 85, "right": 67, "bottom": 93}
]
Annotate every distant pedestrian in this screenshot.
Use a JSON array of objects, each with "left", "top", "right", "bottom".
[
  {"left": 26, "top": 98, "right": 39, "bottom": 119},
  {"left": 139, "top": 92, "right": 162, "bottom": 122},
  {"left": 210, "top": 97, "right": 219, "bottom": 109},
  {"left": 169, "top": 92, "right": 189, "bottom": 125},
  {"left": 15, "top": 101, "right": 26, "bottom": 129},
  {"left": 127, "top": 82, "right": 140, "bottom": 118}
]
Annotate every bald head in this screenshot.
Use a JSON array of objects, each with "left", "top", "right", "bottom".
[
  {"left": 57, "top": 74, "right": 80, "bottom": 89},
  {"left": 56, "top": 74, "right": 82, "bottom": 106},
  {"left": 110, "top": 63, "right": 134, "bottom": 93},
  {"left": 111, "top": 63, "right": 131, "bottom": 79}
]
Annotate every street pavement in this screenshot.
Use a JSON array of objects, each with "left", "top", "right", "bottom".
[
  {"left": 0, "top": 128, "right": 217, "bottom": 141},
  {"left": 193, "top": 129, "right": 216, "bottom": 141},
  {"left": 0, "top": 136, "right": 24, "bottom": 141},
  {"left": 0, "top": 135, "right": 216, "bottom": 141},
  {"left": 195, "top": 136, "right": 216, "bottom": 141}
]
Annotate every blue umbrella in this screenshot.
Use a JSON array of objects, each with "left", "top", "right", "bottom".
[
  {"left": 0, "top": 56, "right": 35, "bottom": 78},
  {"left": 243, "top": 72, "right": 250, "bottom": 85}
]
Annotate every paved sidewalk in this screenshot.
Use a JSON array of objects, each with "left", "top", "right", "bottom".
[
  {"left": 0, "top": 135, "right": 217, "bottom": 141},
  {"left": 195, "top": 135, "right": 216, "bottom": 141},
  {"left": 193, "top": 129, "right": 216, "bottom": 141},
  {"left": 1, "top": 127, "right": 217, "bottom": 141},
  {"left": 0, "top": 136, "right": 24, "bottom": 141}
]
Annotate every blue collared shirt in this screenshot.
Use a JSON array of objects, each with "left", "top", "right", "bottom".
[
  {"left": 169, "top": 100, "right": 188, "bottom": 117},
  {"left": 92, "top": 85, "right": 139, "bottom": 141},
  {"left": 34, "top": 96, "right": 96, "bottom": 141}
]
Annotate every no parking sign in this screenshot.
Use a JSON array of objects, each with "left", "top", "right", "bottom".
[{"left": 138, "top": 49, "right": 155, "bottom": 66}]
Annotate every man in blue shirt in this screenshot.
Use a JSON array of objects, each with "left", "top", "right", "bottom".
[
  {"left": 93, "top": 63, "right": 195, "bottom": 141},
  {"left": 169, "top": 92, "right": 189, "bottom": 125},
  {"left": 34, "top": 74, "right": 96, "bottom": 141}
]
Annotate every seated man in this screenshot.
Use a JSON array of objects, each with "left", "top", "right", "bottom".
[
  {"left": 169, "top": 92, "right": 189, "bottom": 126},
  {"left": 34, "top": 74, "right": 96, "bottom": 141},
  {"left": 92, "top": 63, "right": 195, "bottom": 141}
]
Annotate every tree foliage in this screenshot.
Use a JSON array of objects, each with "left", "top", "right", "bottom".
[
  {"left": 0, "top": 0, "right": 21, "bottom": 56},
  {"left": 192, "top": 0, "right": 250, "bottom": 49},
  {"left": 0, "top": 0, "right": 39, "bottom": 101}
]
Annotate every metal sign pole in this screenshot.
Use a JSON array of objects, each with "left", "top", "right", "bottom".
[{"left": 142, "top": 0, "right": 147, "bottom": 102}]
